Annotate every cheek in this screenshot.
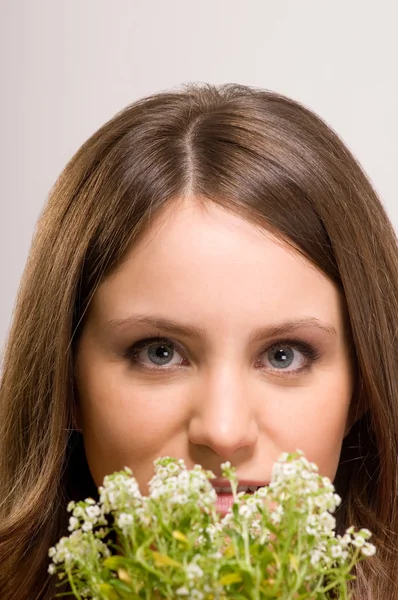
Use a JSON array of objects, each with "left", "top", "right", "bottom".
[
  {"left": 265, "top": 375, "right": 352, "bottom": 481},
  {"left": 75, "top": 360, "right": 188, "bottom": 486}
]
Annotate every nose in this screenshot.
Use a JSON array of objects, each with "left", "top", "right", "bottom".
[{"left": 187, "top": 367, "right": 259, "bottom": 459}]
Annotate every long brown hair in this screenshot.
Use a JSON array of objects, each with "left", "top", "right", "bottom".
[{"left": 1, "top": 83, "right": 397, "bottom": 599}]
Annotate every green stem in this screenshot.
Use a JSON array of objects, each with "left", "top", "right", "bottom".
[
  {"left": 65, "top": 566, "right": 83, "bottom": 600},
  {"left": 243, "top": 524, "right": 251, "bottom": 568}
]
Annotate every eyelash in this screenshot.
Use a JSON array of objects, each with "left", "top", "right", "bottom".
[{"left": 123, "top": 334, "right": 322, "bottom": 378}]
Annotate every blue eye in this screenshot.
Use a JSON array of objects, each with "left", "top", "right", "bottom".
[
  {"left": 262, "top": 340, "right": 322, "bottom": 376},
  {"left": 125, "top": 336, "right": 185, "bottom": 369},
  {"left": 268, "top": 346, "right": 295, "bottom": 369},
  {"left": 142, "top": 340, "right": 179, "bottom": 366},
  {"left": 124, "top": 335, "right": 322, "bottom": 377}
]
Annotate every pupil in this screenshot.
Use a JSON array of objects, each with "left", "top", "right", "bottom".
[
  {"left": 148, "top": 344, "right": 173, "bottom": 365},
  {"left": 270, "top": 347, "right": 293, "bottom": 369}
]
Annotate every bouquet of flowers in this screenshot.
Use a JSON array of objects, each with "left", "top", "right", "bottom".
[{"left": 48, "top": 450, "right": 375, "bottom": 599}]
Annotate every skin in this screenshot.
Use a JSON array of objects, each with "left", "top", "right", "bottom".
[{"left": 74, "top": 197, "right": 355, "bottom": 496}]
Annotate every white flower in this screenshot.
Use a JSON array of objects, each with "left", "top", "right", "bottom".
[
  {"left": 330, "top": 544, "right": 343, "bottom": 558},
  {"left": 167, "top": 462, "right": 180, "bottom": 475},
  {"left": 68, "top": 516, "right": 79, "bottom": 532},
  {"left": 255, "top": 485, "right": 268, "bottom": 498},
  {"left": 358, "top": 528, "right": 372, "bottom": 539},
  {"left": 283, "top": 463, "right": 298, "bottom": 477},
  {"left": 352, "top": 535, "right": 365, "bottom": 548},
  {"left": 269, "top": 504, "right": 284, "bottom": 525},
  {"left": 73, "top": 506, "right": 85, "bottom": 518},
  {"left": 176, "top": 587, "right": 189, "bottom": 596},
  {"left": 116, "top": 512, "right": 134, "bottom": 535},
  {"left": 99, "top": 471, "right": 142, "bottom": 515},
  {"left": 186, "top": 563, "right": 204, "bottom": 580},
  {"left": 342, "top": 533, "right": 351, "bottom": 545},
  {"left": 173, "top": 493, "right": 189, "bottom": 505},
  {"left": 306, "top": 514, "right": 319, "bottom": 536},
  {"left": 85, "top": 505, "right": 101, "bottom": 520},
  {"left": 189, "top": 590, "right": 204, "bottom": 600},
  {"left": 238, "top": 504, "right": 252, "bottom": 518},
  {"left": 310, "top": 549, "right": 322, "bottom": 566},
  {"left": 318, "top": 511, "right": 336, "bottom": 533},
  {"left": 361, "top": 543, "right": 376, "bottom": 557}
]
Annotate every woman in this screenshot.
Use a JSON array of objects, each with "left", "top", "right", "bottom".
[{"left": 0, "top": 83, "right": 397, "bottom": 599}]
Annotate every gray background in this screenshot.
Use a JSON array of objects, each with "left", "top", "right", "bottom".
[{"left": 1, "top": 0, "right": 397, "bottom": 367}]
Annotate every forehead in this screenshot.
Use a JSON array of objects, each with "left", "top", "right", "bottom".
[{"left": 91, "top": 198, "right": 345, "bottom": 331}]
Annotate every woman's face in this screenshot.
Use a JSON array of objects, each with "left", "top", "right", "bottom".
[{"left": 74, "top": 197, "right": 355, "bottom": 497}]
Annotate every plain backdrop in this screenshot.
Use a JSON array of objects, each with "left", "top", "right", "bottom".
[{"left": 0, "top": 0, "right": 397, "bottom": 369}]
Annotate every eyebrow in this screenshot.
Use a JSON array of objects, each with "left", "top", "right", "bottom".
[{"left": 103, "top": 314, "right": 337, "bottom": 342}]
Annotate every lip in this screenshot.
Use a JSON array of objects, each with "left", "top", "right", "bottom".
[
  {"left": 210, "top": 478, "right": 270, "bottom": 487},
  {"left": 211, "top": 479, "right": 270, "bottom": 516}
]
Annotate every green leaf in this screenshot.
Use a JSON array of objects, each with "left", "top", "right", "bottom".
[
  {"left": 172, "top": 530, "right": 189, "bottom": 544},
  {"left": 118, "top": 568, "right": 132, "bottom": 584},
  {"left": 111, "top": 579, "right": 136, "bottom": 598},
  {"left": 99, "top": 567, "right": 112, "bottom": 579},
  {"left": 112, "top": 580, "right": 133, "bottom": 593},
  {"left": 152, "top": 551, "right": 182, "bottom": 568},
  {"left": 98, "top": 583, "right": 120, "bottom": 600},
  {"left": 289, "top": 553, "right": 299, "bottom": 573},
  {"left": 272, "top": 552, "right": 281, "bottom": 570},
  {"left": 103, "top": 556, "right": 130, "bottom": 571},
  {"left": 218, "top": 572, "right": 243, "bottom": 586},
  {"left": 241, "top": 570, "right": 254, "bottom": 589},
  {"left": 223, "top": 543, "right": 235, "bottom": 559}
]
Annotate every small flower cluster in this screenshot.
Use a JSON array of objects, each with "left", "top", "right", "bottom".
[
  {"left": 48, "top": 450, "right": 376, "bottom": 600},
  {"left": 270, "top": 452, "right": 375, "bottom": 561},
  {"left": 148, "top": 457, "right": 218, "bottom": 515},
  {"left": 67, "top": 498, "right": 108, "bottom": 533},
  {"left": 219, "top": 450, "right": 376, "bottom": 589}
]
